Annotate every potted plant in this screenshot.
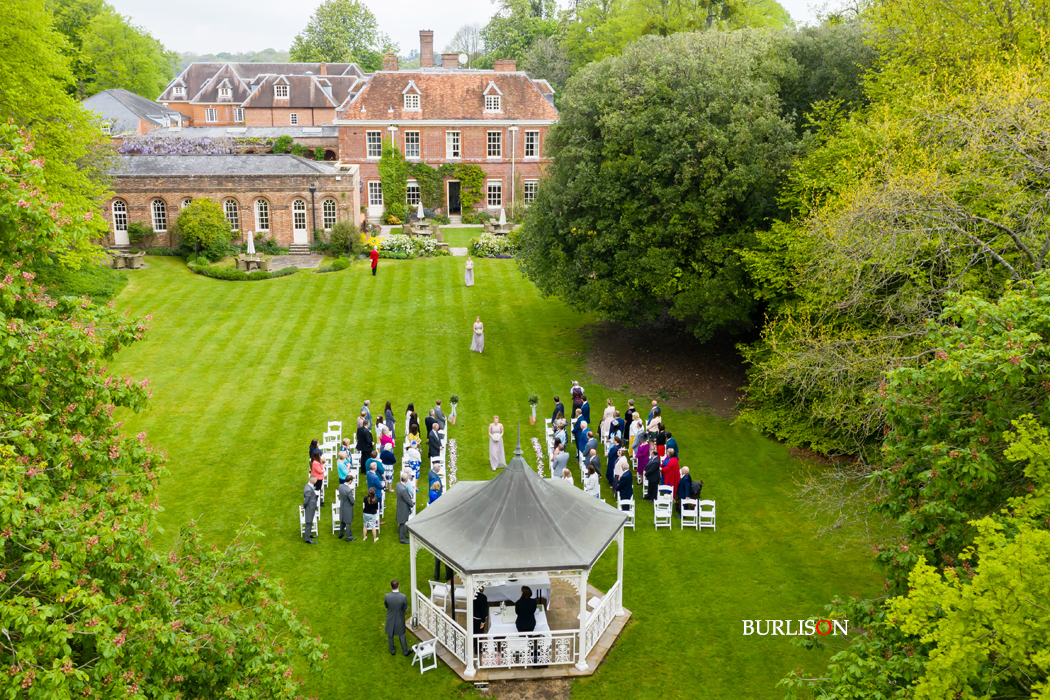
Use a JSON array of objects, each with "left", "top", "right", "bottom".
[
  {"left": 449, "top": 395, "right": 459, "bottom": 425},
  {"left": 528, "top": 395, "right": 539, "bottom": 425}
]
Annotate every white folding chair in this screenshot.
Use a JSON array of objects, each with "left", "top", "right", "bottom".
[
  {"left": 299, "top": 505, "right": 319, "bottom": 537},
  {"left": 681, "top": 498, "right": 699, "bottom": 529},
  {"left": 619, "top": 498, "right": 636, "bottom": 530},
  {"left": 698, "top": 500, "right": 716, "bottom": 531},
  {"left": 654, "top": 500, "right": 672, "bottom": 530},
  {"left": 411, "top": 639, "right": 437, "bottom": 674},
  {"left": 327, "top": 421, "right": 342, "bottom": 439},
  {"left": 331, "top": 500, "right": 341, "bottom": 534},
  {"left": 658, "top": 485, "right": 674, "bottom": 502}
]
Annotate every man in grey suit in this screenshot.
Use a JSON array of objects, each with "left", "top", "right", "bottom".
[
  {"left": 385, "top": 579, "right": 410, "bottom": 656},
  {"left": 396, "top": 473, "right": 415, "bottom": 544},
  {"left": 551, "top": 444, "right": 570, "bottom": 478},
  {"left": 434, "top": 399, "right": 446, "bottom": 430},
  {"left": 588, "top": 448, "right": 601, "bottom": 477},
  {"left": 303, "top": 476, "right": 318, "bottom": 545},
  {"left": 337, "top": 475, "right": 357, "bottom": 542},
  {"left": 584, "top": 431, "right": 599, "bottom": 462}
]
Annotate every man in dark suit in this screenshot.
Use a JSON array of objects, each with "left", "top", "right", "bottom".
[
  {"left": 588, "top": 449, "right": 601, "bottom": 481},
  {"left": 302, "top": 476, "right": 318, "bottom": 544},
  {"left": 551, "top": 396, "right": 564, "bottom": 424},
  {"left": 425, "top": 409, "right": 438, "bottom": 437},
  {"left": 385, "top": 579, "right": 410, "bottom": 656},
  {"left": 337, "top": 475, "right": 356, "bottom": 541},
  {"left": 644, "top": 451, "right": 662, "bottom": 501},
  {"left": 356, "top": 420, "right": 374, "bottom": 475},
  {"left": 428, "top": 422, "right": 442, "bottom": 463},
  {"left": 472, "top": 586, "right": 489, "bottom": 638},
  {"left": 647, "top": 400, "right": 660, "bottom": 422},
  {"left": 676, "top": 466, "right": 695, "bottom": 517},
  {"left": 616, "top": 469, "right": 634, "bottom": 505},
  {"left": 395, "top": 474, "right": 414, "bottom": 544},
  {"left": 433, "top": 400, "right": 447, "bottom": 430}
]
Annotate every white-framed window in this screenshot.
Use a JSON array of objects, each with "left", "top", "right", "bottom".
[
  {"left": 205, "top": 108, "right": 217, "bottom": 122},
  {"left": 446, "top": 131, "right": 461, "bottom": 159},
  {"left": 180, "top": 198, "right": 192, "bottom": 209},
  {"left": 219, "top": 87, "right": 231, "bottom": 98},
  {"left": 223, "top": 199, "right": 239, "bottom": 230},
  {"left": 366, "top": 130, "right": 382, "bottom": 158},
  {"left": 112, "top": 200, "right": 127, "bottom": 232},
  {"left": 368, "top": 181, "right": 383, "bottom": 206},
  {"left": 151, "top": 200, "right": 167, "bottom": 231},
  {"left": 292, "top": 199, "right": 307, "bottom": 232},
  {"left": 487, "top": 180, "right": 502, "bottom": 207},
  {"left": 524, "top": 130, "right": 540, "bottom": 158},
  {"left": 100, "top": 123, "right": 112, "bottom": 135},
  {"left": 173, "top": 86, "right": 185, "bottom": 96},
  {"left": 322, "top": 199, "right": 337, "bottom": 229},
  {"left": 404, "top": 93, "right": 420, "bottom": 110},
  {"left": 406, "top": 181, "right": 420, "bottom": 206},
  {"left": 233, "top": 108, "right": 244, "bottom": 122},
  {"left": 274, "top": 84, "right": 289, "bottom": 98},
  {"left": 254, "top": 199, "right": 269, "bottom": 231},
  {"left": 523, "top": 180, "right": 538, "bottom": 204},
  {"left": 485, "top": 94, "right": 501, "bottom": 112},
  {"left": 290, "top": 113, "right": 298, "bottom": 125},
  {"left": 404, "top": 130, "right": 420, "bottom": 158},
  {"left": 487, "top": 130, "right": 502, "bottom": 158}
]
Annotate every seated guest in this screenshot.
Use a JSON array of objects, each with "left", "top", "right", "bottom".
[
  {"left": 561, "top": 468, "right": 574, "bottom": 485},
  {"left": 337, "top": 453, "right": 353, "bottom": 485},
  {"left": 583, "top": 464, "right": 600, "bottom": 498},
  {"left": 676, "top": 466, "right": 694, "bottom": 516},
  {"left": 662, "top": 449, "right": 681, "bottom": 496},
  {"left": 644, "top": 452, "right": 661, "bottom": 501},
  {"left": 429, "top": 480, "right": 443, "bottom": 503},
  {"left": 615, "top": 468, "right": 633, "bottom": 506},
  {"left": 551, "top": 444, "right": 570, "bottom": 477},
  {"left": 362, "top": 487, "right": 380, "bottom": 542}
]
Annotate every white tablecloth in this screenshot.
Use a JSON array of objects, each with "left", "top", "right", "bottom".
[
  {"left": 486, "top": 609, "right": 550, "bottom": 636},
  {"left": 483, "top": 576, "right": 551, "bottom": 604}
]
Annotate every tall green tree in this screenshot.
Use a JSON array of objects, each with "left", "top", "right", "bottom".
[
  {"left": 289, "top": 0, "right": 396, "bottom": 71},
  {"left": 481, "top": 0, "right": 559, "bottom": 61},
  {"left": 516, "top": 29, "right": 802, "bottom": 342}
]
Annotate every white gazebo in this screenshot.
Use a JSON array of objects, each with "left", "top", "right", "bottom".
[{"left": 406, "top": 438, "right": 628, "bottom": 677}]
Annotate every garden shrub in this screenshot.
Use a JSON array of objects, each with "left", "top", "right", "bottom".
[
  {"left": 469, "top": 233, "right": 516, "bottom": 257},
  {"left": 271, "top": 266, "right": 298, "bottom": 277},
  {"left": 189, "top": 264, "right": 248, "bottom": 281},
  {"left": 314, "top": 148, "right": 325, "bottom": 161},
  {"left": 290, "top": 143, "right": 305, "bottom": 157},
  {"left": 378, "top": 251, "right": 408, "bottom": 259},
  {"left": 177, "top": 198, "right": 232, "bottom": 261},
  {"left": 328, "top": 220, "right": 353, "bottom": 254},
  {"left": 144, "top": 246, "right": 180, "bottom": 256},
  {"left": 379, "top": 234, "right": 441, "bottom": 258},
  {"left": 272, "top": 135, "right": 293, "bottom": 153},
  {"left": 461, "top": 209, "right": 477, "bottom": 224},
  {"left": 34, "top": 259, "right": 128, "bottom": 304},
  {"left": 252, "top": 237, "right": 288, "bottom": 255},
  {"left": 127, "top": 222, "right": 155, "bottom": 246},
  {"left": 248, "top": 270, "right": 271, "bottom": 280},
  {"left": 331, "top": 257, "right": 351, "bottom": 270}
]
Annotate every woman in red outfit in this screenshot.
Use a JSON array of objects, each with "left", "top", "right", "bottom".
[{"left": 661, "top": 449, "right": 680, "bottom": 497}]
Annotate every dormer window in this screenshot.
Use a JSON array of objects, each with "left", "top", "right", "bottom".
[
  {"left": 274, "top": 84, "right": 289, "bottom": 98},
  {"left": 173, "top": 86, "right": 185, "bottom": 96},
  {"left": 100, "top": 123, "right": 112, "bottom": 135},
  {"left": 485, "top": 94, "right": 501, "bottom": 112},
  {"left": 404, "top": 93, "right": 420, "bottom": 110},
  {"left": 219, "top": 87, "right": 231, "bottom": 98}
]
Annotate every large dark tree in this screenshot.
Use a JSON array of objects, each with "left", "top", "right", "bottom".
[{"left": 516, "top": 29, "right": 801, "bottom": 341}]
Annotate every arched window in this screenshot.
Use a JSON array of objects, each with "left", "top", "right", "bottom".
[
  {"left": 151, "top": 200, "right": 167, "bottom": 232},
  {"left": 292, "top": 199, "right": 307, "bottom": 232},
  {"left": 322, "top": 199, "right": 337, "bottom": 229},
  {"left": 254, "top": 199, "right": 269, "bottom": 231},
  {"left": 180, "top": 198, "right": 192, "bottom": 209},
  {"left": 112, "top": 200, "right": 127, "bottom": 232},
  {"left": 223, "top": 199, "right": 240, "bottom": 230}
]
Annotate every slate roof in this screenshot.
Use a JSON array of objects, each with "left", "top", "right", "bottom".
[
  {"left": 157, "top": 62, "right": 368, "bottom": 104},
  {"left": 82, "top": 89, "right": 183, "bottom": 133},
  {"left": 108, "top": 154, "right": 341, "bottom": 177},
  {"left": 242, "top": 74, "right": 362, "bottom": 109},
  {"left": 406, "top": 439, "right": 627, "bottom": 574},
  {"left": 338, "top": 71, "right": 559, "bottom": 121}
]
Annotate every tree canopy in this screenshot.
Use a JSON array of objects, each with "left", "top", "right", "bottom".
[{"left": 289, "top": 0, "right": 396, "bottom": 71}]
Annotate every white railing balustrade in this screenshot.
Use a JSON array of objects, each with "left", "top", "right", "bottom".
[
  {"left": 476, "top": 631, "right": 578, "bottom": 669},
  {"left": 582, "top": 580, "right": 622, "bottom": 657},
  {"left": 414, "top": 590, "right": 467, "bottom": 664}
]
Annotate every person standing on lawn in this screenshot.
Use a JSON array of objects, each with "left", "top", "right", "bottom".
[
  {"left": 385, "top": 579, "right": 410, "bottom": 656},
  {"left": 337, "top": 475, "right": 356, "bottom": 541},
  {"left": 303, "top": 475, "right": 318, "bottom": 544},
  {"left": 356, "top": 419, "right": 374, "bottom": 475},
  {"left": 370, "top": 246, "right": 379, "bottom": 276}
]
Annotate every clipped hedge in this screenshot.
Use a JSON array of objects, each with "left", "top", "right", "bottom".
[
  {"left": 188, "top": 262, "right": 298, "bottom": 281},
  {"left": 144, "top": 246, "right": 180, "bottom": 256}
]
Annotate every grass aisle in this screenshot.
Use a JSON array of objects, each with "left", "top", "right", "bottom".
[{"left": 110, "top": 256, "right": 881, "bottom": 700}]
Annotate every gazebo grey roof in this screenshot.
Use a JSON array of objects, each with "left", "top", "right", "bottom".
[{"left": 407, "top": 440, "right": 627, "bottom": 574}]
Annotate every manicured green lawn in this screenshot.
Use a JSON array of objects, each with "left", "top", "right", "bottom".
[
  {"left": 441, "top": 225, "right": 483, "bottom": 248},
  {"left": 110, "top": 256, "right": 881, "bottom": 700}
]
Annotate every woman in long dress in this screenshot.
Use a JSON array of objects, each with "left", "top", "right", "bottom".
[
  {"left": 600, "top": 398, "right": 616, "bottom": 446},
  {"left": 488, "top": 415, "right": 505, "bottom": 470},
  {"left": 465, "top": 257, "right": 475, "bottom": 287},
  {"left": 471, "top": 317, "right": 485, "bottom": 353}
]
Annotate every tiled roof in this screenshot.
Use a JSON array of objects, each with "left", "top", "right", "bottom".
[
  {"left": 337, "top": 71, "right": 559, "bottom": 121},
  {"left": 82, "top": 89, "right": 183, "bottom": 133},
  {"left": 108, "top": 154, "right": 341, "bottom": 176},
  {"left": 241, "top": 74, "right": 361, "bottom": 109},
  {"left": 157, "top": 62, "right": 367, "bottom": 104}
]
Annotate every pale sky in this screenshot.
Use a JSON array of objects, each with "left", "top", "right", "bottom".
[{"left": 107, "top": 0, "right": 839, "bottom": 57}]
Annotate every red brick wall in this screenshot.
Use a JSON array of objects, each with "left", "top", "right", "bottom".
[
  {"left": 103, "top": 169, "right": 360, "bottom": 247},
  {"left": 162, "top": 104, "right": 339, "bottom": 127}
]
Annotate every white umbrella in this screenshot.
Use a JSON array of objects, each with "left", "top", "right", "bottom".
[
  {"left": 417, "top": 200, "right": 424, "bottom": 221},
  {"left": 499, "top": 208, "right": 507, "bottom": 227},
  {"left": 246, "top": 230, "right": 256, "bottom": 256}
]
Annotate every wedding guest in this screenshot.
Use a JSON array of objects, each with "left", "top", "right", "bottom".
[
  {"left": 310, "top": 452, "right": 325, "bottom": 493},
  {"left": 365, "top": 450, "right": 382, "bottom": 479},
  {"left": 363, "top": 487, "right": 380, "bottom": 541},
  {"left": 434, "top": 399, "right": 447, "bottom": 430},
  {"left": 655, "top": 422, "right": 667, "bottom": 458},
  {"left": 379, "top": 443, "right": 397, "bottom": 483},
  {"left": 302, "top": 475, "right": 318, "bottom": 544},
  {"left": 635, "top": 438, "right": 651, "bottom": 485},
  {"left": 614, "top": 447, "right": 630, "bottom": 483},
  {"left": 665, "top": 431, "right": 679, "bottom": 462},
  {"left": 551, "top": 396, "right": 564, "bottom": 425},
  {"left": 384, "top": 401, "right": 396, "bottom": 444},
  {"left": 356, "top": 420, "right": 374, "bottom": 474},
  {"left": 615, "top": 468, "right": 634, "bottom": 506},
  {"left": 570, "top": 381, "right": 584, "bottom": 415},
  {"left": 600, "top": 398, "right": 616, "bottom": 445},
  {"left": 581, "top": 395, "right": 591, "bottom": 425},
  {"left": 551, "top": 443, "right": 570, "bottom": 478},
  {"left": 561, "top": 468, "right": 574, "bottom": 485},
  {"left": 385, "top": 579, "right": 409, "bottom": 655},
  {"left": 379, "top": 424, "right": 394, "bottom": 451},
  {"left": 662, "top": 448, "right": 681, "bottom": 496},
  {"left": 605, "top": 437, "right": 621, "bottom": 486},
  {"left": 629, "top": 414, "right": 645, "bottom": 453},
  {"left": 336, "top": 475, "right": 356, "bottom": 542},
  {"left": 429, "top": 480, "right": 443, "bottom": 503},
  {"left": 488, "top": 415, "right": 505, "bottom": 471},
  {"left": 647, "top": 408, "right": 662, "bottom": 435},
  {"left": 405, "top": 403, "right": 416, "bottom": 432},
  {"left": 583, "top": 464, "right": 600, "bottom": 498},
  {"left": 366, "top": 462, "right": 385, "bottom": 508},
  {"left": 465, "top": 256, "right": 475, "bottom": 287},
  {"left": 337, "top": 452, "right": 353, "bottom": 485},
  {"left": 647, "top": 400, "right": 660, "bottom": 422},
  {"left": 644, "top": 451, "right": 662, "bottom": 501},
  {"left": 676, "top": 466, "right": 695, "bottom": 517},
  {"left": 425, "top": 409, "right": 438, "bottom": 437}
]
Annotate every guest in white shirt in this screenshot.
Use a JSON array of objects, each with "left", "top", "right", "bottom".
[
  {"left": 561, "top": 468, "right": 574, "bottom": 485},
  {"left": 583, "top": 465, "right": 601, "bottom": 498}
]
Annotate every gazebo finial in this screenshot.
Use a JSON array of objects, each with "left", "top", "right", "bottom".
[{"left": 515, "top": 422, "right": 523, "bottom": 456}]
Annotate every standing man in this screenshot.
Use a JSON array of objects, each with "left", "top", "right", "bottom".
[
  {"left": 428, "top": 421, "right": 442, "bottom": 464},
  {"left": 473, "top": 586, "right": 489, "bottom": 642},
  {"left": 361, "top": 399, "right": 372, "bottom": 427},
  {"left": 647, "top": 399, "right": 660, "bottom": 422},
  {"left": 551, "top": 444, "right": 570, "bottom": 479},
  {"left": 552, "top": 396, "right": 564, "bottom": 424},
  {"left": 588, "top": 448, "right": 601, "bottom": 484},
  {"left": 584, "top": 430, "right": 599, "bottom": 464},
  {"left": 337, "top": 475, "right": 357, "bottom": 541},
  {"left": 302, "top": 475, "right": 318, "bottom": 545},
  {"left": 666, "top": 431, "right": 679, "bottom": 462},
  {"left": 366, "top": 462, "right": 385, "bottom": 508},
  {"left": 370, "top": 246, "right": 379, "bottom": 276},
  {"left": 356, "top": 419, "right": 374, "bottom": 475},
  {"left": 434, "top": 399, "right": 447, "bottom": 431},
  {"left": 385, "top": 579, "right": 409, "bottom": 656},
  {"left": 425, "top": 409, "right": 438, "bottom": 437},
  {"left": 396, "top": 473, "right": 414, "bottom": 544}
]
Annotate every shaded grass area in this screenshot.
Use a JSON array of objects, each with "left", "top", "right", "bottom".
[
  {"left": 34, "top": 259, "right": 128, "bottom": 303},
  {"left": 108, "top": 256, "right": 882, "bottom": 700}
]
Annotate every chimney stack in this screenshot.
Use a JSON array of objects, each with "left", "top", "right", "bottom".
[
  {"left": 320, "top": 62, "right": 327, "bottom": 76},
  {"left": 420, "top": 30, "right": 434, "bottom": 68},
  {"left": 494, "top": 59, "right": 517, "bottom": 72},
  {"left": 382, "top": 52, "right": 398, "bottom": 71},
  {"left": 441, "top": 53, "right": 459, "bottom": 69}
]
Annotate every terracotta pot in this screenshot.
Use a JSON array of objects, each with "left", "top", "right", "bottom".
[
  {"left": 449, "top": 414, "right": 456, "bottom": 425},
  {"left": 529, "top": 415, "right": 536, "bottom": 425}
]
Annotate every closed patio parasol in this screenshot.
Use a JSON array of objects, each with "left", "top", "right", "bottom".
[
  {"left": 246, "top": 230, "right": 256, "bottom": 256},
  {"left": 498, "top": 208, "right": 506, "bottom": 227},
  {"left": 417, "top": 200, "right": 425, "bottom": 221}
]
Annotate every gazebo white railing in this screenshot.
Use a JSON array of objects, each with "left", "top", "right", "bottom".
[
  {"left": 582, "top": 579, "right": 622, "bottom": 656},
  {"left": 476, "top": 629, "right": 579, "bottom": 669},
  {"left": 414, "top": 591, "right": 468, "bottom": 663}
]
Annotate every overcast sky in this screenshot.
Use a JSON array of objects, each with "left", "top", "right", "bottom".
[{"left": 107, "top": 0, "right": 840, "bottom": 56}]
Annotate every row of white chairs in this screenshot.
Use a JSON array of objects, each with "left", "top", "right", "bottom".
[{"left": 654, "top": 498, "right": 715, "bottom": 531}]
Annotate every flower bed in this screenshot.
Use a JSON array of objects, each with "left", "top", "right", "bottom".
[
  {"left": 378, "top": 234, "right": 449, "bottom": 258},
  {"left": 469, "top": 233, "right": 516, "bottom": 258}
]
